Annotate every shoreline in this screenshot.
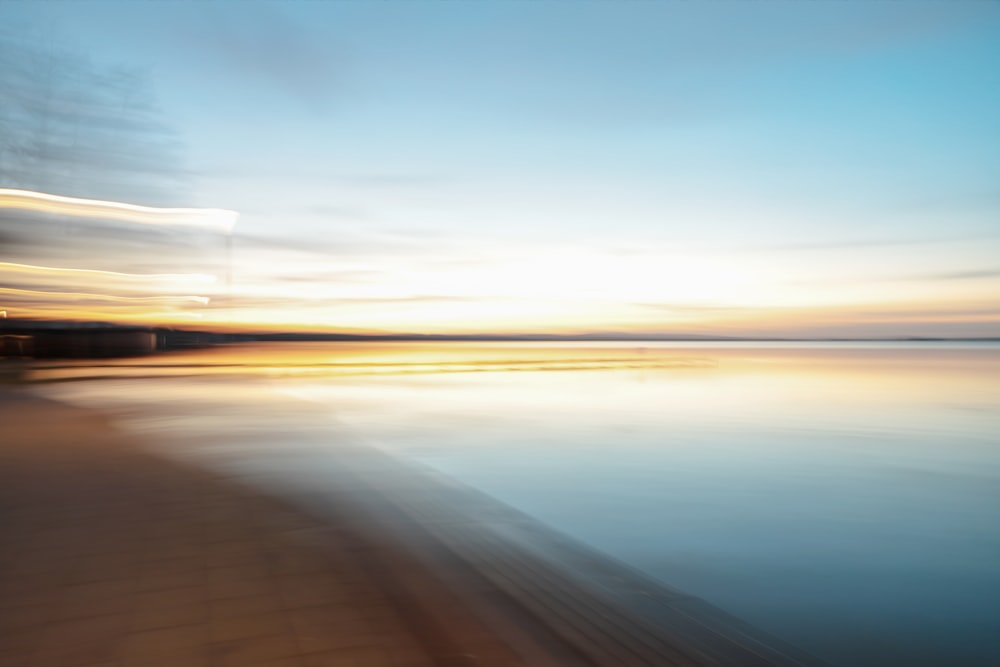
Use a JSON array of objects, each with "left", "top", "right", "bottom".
[
  {"left": 0, "top": 389, "right": 448, "bottom": 666},
  {"left": 245, "top": 438, "right": 831, "bottom": 667},
  {"left": 2, "top": 384, "right": 831, "bottom": 666}
]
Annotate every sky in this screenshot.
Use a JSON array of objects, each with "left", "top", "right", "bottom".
[{"left": 1, "top": 0, "right": 999, "bottom": 337}]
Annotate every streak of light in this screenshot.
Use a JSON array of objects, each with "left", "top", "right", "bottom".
[
  {"left": 0, "top": 262, "right": 217, "bottom": 284},
  {"left": 0, "top": 188, "right": 238, "bottom": 232},
  {"left": 8, "top": 305, "right": 205, "bottom": 322},
  {"left": 0, "top": 287, "right": 210, "bottom": 304}
]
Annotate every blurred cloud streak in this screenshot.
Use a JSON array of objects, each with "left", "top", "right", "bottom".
[{"left": 0, "top": 189, "right": 236, "bottom": 232}]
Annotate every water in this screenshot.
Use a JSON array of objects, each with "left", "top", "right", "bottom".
[{"left": 31, "top": 341, "right": 1000, "bottom": 666}]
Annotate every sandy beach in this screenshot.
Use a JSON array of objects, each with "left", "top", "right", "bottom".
[
  {"left": 0, "top": 383, "right": 829, "bottom": 667},
  {"left": 0, "top": 389, "right": 528, "bottom": 667}
]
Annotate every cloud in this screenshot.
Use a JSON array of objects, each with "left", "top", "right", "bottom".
[
  {"left": 307, "top": 205, "right": 374, "bottom": 223},
  {"left": 776, "top": 266, "right": 1000, "bottom": 293},
  {"left": 632, "top": 302, "right": 744, "bottom": 314},
  {"left": 212, "top": 292, "right": 483, "bottom": 313},
  {"left": 333, "top": 173, "right": 450, "bottom": 188},
  {"left": 184, "top": 5, "right": 341, "bottom": 112},
  {"left": 199, "top": 166, "right": 451, "bottom": 190},
  {"left": 774, "top": 238, "right": 924, "bottom": 251},
  {"left": 768, "top": 230, "right": 1000, "bottom": 252},
  {"left": 271, "top": 270, "right": 386, "bottom": 285},
  {"left": 233, "top": 230, "right": 407, "bottom": 255},
  {"left": 845, "top": 305, "right": 1000, "bottom": 321},
  {"left": 927, "top": 269, "right": 1000, "bottom": 281}
]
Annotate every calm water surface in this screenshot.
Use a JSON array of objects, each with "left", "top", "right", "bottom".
[{"left": 33, "top": 342, "right": 1000, "bottom": 667}]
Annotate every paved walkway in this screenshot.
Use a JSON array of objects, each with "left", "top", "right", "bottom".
[{"left": 0, "top": 393, "right": 438, "bottom": 667}]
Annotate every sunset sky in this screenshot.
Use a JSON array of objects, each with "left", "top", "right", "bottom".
[{"left": 2, "top": 1, "right": 999, "bottom": 337}]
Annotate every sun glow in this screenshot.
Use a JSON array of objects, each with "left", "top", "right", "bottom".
[
  {"left": 179, "top": 237, "right": 999, "bottom": 336},
  {"left": 4, "top": 187, "right": 997, "bottom": 337},
  {"left": 383, "top": 249, "right": 763, "bottom": 305}
]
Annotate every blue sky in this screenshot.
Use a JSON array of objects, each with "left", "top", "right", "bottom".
[{"left": 3, "top": 1, "right": 999, "bottom": 335}]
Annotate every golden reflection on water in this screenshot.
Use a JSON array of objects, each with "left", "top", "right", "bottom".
[
  {"left": 27, "top": 340, "right": 1000, "bottom": 389},
  {"left": 29, "top": 341, "right": 999, "bottom": 450}
]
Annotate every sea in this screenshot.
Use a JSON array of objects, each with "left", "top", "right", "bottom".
[{"left": 29, "top": 341, "right": 1000, "bottom": 667}]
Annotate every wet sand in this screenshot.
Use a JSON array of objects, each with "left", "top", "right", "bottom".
[{"left": 0, "top": 390, "right": 526, "bottom": 667}]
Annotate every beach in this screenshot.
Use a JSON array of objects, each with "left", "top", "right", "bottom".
[
  {"left": 4, "top": 340, "right": 998, "bottom": 666},
  {"left": 1, "top": 374, "right": 828, "bottom": 667},
  {"left": 0, "top": 390, "right": 451, "bottom": 667}
]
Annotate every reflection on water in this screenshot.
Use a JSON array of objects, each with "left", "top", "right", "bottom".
[{"left": 32, "top": 341, "right": 1000, "bottom": 667}]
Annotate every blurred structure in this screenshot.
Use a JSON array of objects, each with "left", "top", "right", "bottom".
[
  {"left": 0, "top": 30, "right": 237, "bottom": 357},
  {"left": 0, "top": 188, "right": 237, "bottom": 356}
]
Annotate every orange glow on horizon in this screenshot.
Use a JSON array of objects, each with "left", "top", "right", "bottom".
[{"left": 2, "top": 188, "right": 997, "bottom": 338}]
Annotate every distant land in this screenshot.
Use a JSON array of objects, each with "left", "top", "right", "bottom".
[
  {"left": 3, "top": 319, "right": 998, "bottom": 348},
  {"left": 235, "top": 331, "right": 1000, "bottom": 343}
]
